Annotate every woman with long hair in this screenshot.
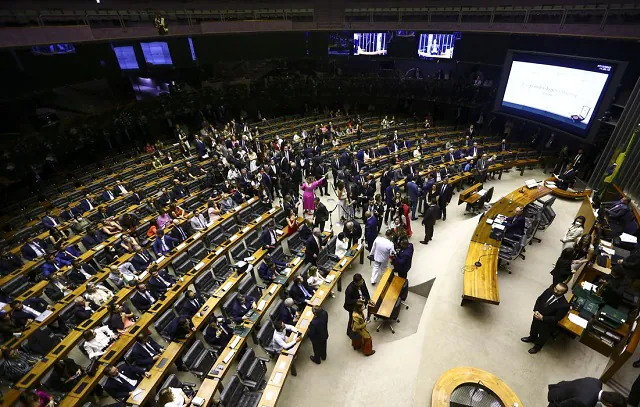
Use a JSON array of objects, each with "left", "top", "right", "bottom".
[
  {"left": 560, "top": 216, "right": 585, "bottom": 250},
  {"left": 571, "top": 234, "right": 594, "bottom": 271},
  {"left": 286, "top": 209, "right": 299, "bottom": 236},
  {"left": 551, "top": 248, "right": 575, "bottom": 285},
  {"left": 107, "top": 303, "right": 136, "bottom": 335},
  {"left": 301, "top": 175, "right": 325, "bottom": 215},
  {"left": 157, "top": 386, "right": 192, "bottom": 407},
  {"left": 401, "top": 197, "right": 412, "bottom": 238},
  {"left": 336, "top": 180, "right": 349, "bottom": 224},
  {"left": 351, "top": 300, "right": 375, "bottom": 356}
]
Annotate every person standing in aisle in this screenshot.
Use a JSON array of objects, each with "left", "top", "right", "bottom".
[
  {"left": 369, "top": 229, "right": 395, "bottom": 285},
  {"left": 307, "top": 306, "right": 329, "bottom": 364},
  {"left": 421, "top": 199, "right": 440, "bottom": 245},
  {"left": 392, "top": 238, "right": 414, "bottom": 279}
]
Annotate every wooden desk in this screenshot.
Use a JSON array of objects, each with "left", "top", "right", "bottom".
[
  {"left": 544, "top": 177, "right": 593, "bottom": 200},
  {"left": 432, "top": 367, "right": 524, "bottom": 407},
  {"left": 463, "top": 184, "right": 551, "bottom": 305},
  {"left": 369, "top": 268, "right": 393, "bottom": 314},
  {"left": 126, "top": 342, "right": 183, "bottom": 406},
  {"left": 376, "top": 276, "right": 405, "bottom": 318},
  {"left": 458, "top": 183, "right": 482, "bottom": 205}
]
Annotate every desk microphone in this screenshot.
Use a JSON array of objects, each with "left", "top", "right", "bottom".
[{"left": 474, "top": 253, "right": 492, "bottom": 267}]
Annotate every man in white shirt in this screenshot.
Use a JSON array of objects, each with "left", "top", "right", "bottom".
[
  {"left": 270, "top": 320, "right": 302, "bottom": 353},
  {"left": 369, "top": 229, "right": 395, "bottom": 285},
  {"left": 85, "top": 282, "right": 114, "bottom": 306},
  {"left": 82, "top": 325, "right": 117, "bottom": 359}
]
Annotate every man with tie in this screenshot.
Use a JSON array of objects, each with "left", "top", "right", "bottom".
[
  {"left": 67, "top": 259, "right": 97, "bottom": 284},
  {"left": 554, "top": 163, "right": 577, "bottom": 190},
  {"left": 113, "top": 180, "right": 128, "bottom": 196},
  {"left": 304, "top": 228, "right": 322, "bottom": 265},
  {"left": 130, "top": 283, "right": 156, "bottom": 312},
  {"left": 82, "top": 226, "right": 105, "bottom": 250},
  {"left": 259, "top": 221, "right": 278, "bottom": 250},
  {"left": 204, "top": 316, "right": 233, "bottom": 348},
  {"left": 521, "top": 283, "right": 569, "bottom": 354},
  {"left": 331, "top": 154, "right": 342, "bottom": 188},
  {"left": 280, "top": 146, "right": 291, "bottom": 173},
  {"left": 103, "top": 363, "right": 151, "bottom": 400},
  {"left": 41, "top": 212, "right": 59, "bottom": 230},
  {"left": 170, "top": 219, "right": 190, "bottom": 242},
  {"left": 364, "top": 211, "right": 378, "bottom": 251},
  {"left": 290, "top": 275, "right": 315, "bottom": 308},
  {"left": 436, "top": 180, "right": 453, "bottom": 221},
  {"left": 101, "top": 186, "right": 116, "bottom": 202},
  {"left": 9, "top": 297, "right": 51, "bottom": 326},
  {"left": 572, "top": 147, "right": 585, "bottom": 172},
  {"left": 129, "top": 332, "right": 164, "bottom": 368},
  {"left": 189, "top": 210, "right": 208, "bottom": 231},
  {"left": 152, "top": 229, "right": 178, "bottom": 257},
  {"left": 407, "top": 178, "right": 419, "bottom": 220},
  {"left": 148, "top": 266, "right": 175, "bottom": 297},
  {"left": 268, "top": 159, "right": 281, "bottom": 198},
  {"left": 277, "top": 298, "right": 298, "bottom": 325},
  {"left": 500, "top": 139, "right": 509, "bottom": 152},
  {"left": 60, "top": 205, "right": 78, "bottom": 221},
  {"left": 80, "top": 194, "right": 96, "bottom": 213},
  {"left": 258, "top": 255, "right": 286, "bottom": 284},
  {"left": 179, "top": 290, "right": 205, "bottom": 317},
  {"left": 42, "top": 253, "right": 63, "bottom": 278},
  {"left": 131, "top": 246, "right": 153, "bottom": 272},
  {"left": 504, "top": 206, "right": 526, "bottom": 239},
  {"left": 352, "top": 158, "right": 362, "bottom": 175},
  {"left": 468, "top": 142, "right": 480, "bottom": 158},
  {"left": 476, "top": 153, "right": 490, "bottom": 182},
  {"left": 21, "top": 238, "right": 47, "bottom": 261},
  {"left": 308, "top": 305, "right": 329, "bottom": 365},
  {"left": 230, "top": 293, "right": 256, "bottom": 323},
  {"left": 606, "top": 196, "right": 636, "bottom": 236}
]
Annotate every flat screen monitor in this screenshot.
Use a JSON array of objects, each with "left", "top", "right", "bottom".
[
  {"left": 140, "top": 41, "right": 173, "bottom": 66},
  {"left": 32, "top": 43, "right": 76, "bottom": 56},
  {"left": 353, "top": 31, "right": 416, "bottom": 57},
  {"left": 113, "top": 45, "right": 139, "bottom": 70},
  {"left": 328, "top": 32, "right": 352, "bottom": 56},
  {"left": 417, "top": 33, "right": 459, "bottom": 59},
  {"left": 495, "top": 52, "right": 618, "bottom": 138}
]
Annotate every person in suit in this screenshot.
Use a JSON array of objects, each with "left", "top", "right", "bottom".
[
  {"left": 259, "top": 221, "right": 278, "bottom": 250},
  {"left": 152, "top": 229, "right": 178, "bottom": 256},
  {"left": 343, "top": 220, "right": 362, "bottom": 247},
  {"left": 421, "top": 199, "right": 440, "bottom": 245},
  {"left": 148, "top": 267, "right": 175, "bottom": 297},
  {"left": 344, "top": 273, "right": 370, "bottom": 339},
  {"left": 204, "top": 316, "right": 233, "bottom": 348},
  {"left": 67, "top": 259, "right": 96, "bottom": 284},
  {"left": 179, "top": 290, "right": 205, "bottom": 317},
  {"left": 504, "top": 206, "right": 526, "bottom": 239},
  {"left": 81, "top": 227, "right": 105, "bottom": 250},
  {"left": 0, "top": 250, "right": 22, "bottom": 276},
  {"left": 194, "top": 135, "right": 207, "bottom": 159},
  {"left": 69, "top": 297, "right": 94, "bottom": 323},
  {"left": 444, "top": 148, "right": 456, "bottom": 163},
  {"left": 331, "top": 154, "right": 342, "bottom": 188},
  {"left": 167, "top": 315, "right": 196, "bottom": 341},
  {"left": 229, "top": 293, "right": 256, "bottom": 323},
  {"left": 548, "top": 377, "right": 626, "bottom": 407},
  {"left": 113, "top": 180, "right": 129, "bottom": 196},
  {"left": 101, "top": 186, "right": 116, "bottom": 202},
  {"left": 364, "top": 211, "right": 378, "bottom": 251},
  {"left": 277, "top": 298, "right": 298, "bottom": 326},
  {"left": 79, "top": 194, "right": 96, "bottom": 213},
  {"left": 59, "top": 205, "right": 79, "bottom": 221},
  {"left": 406, "top": 179, "right": 419, "bottom": 220},
  {"left": 308, "top": 306, "right": 329, "bottom": 364},
  {"left": 129, "top": 332, "right": 163, "bottom": 368},
  {"left": 476, "top": 153, "right": 490, "bottom": 182},
  {"left": 606, "top": 197, "right": 636, "bottom": 236},
  {"left": 305, "top": 228, "right": 322, "bottom": 265},
  {"left": 21, "top": 238, "right": 47, "bottom": 261},
  {"left": 107, "top": 303, "right": 135, "bottom": 334},
  {"left": 41, "top": 253, "right": 63, "bottom": 278},
  {"left": 257, "top": 255, "right": 286, "bottom": 284},
  {"left": 384, "top": 181, "right": 400, "bottom": 224},
  {"left": 189, "top": 210, "right": 208, "bottom": 231},
  {"left": 103, "top": 363, "right": 150, "bottom": 400},
  {"left": 468, "top": 142, "right": 481, "bottom": 158},
  {"left": 392, "top": 238, "right": 414, "bottom": 279},
  {"left": 313, "top": 197, "right": 329, "bottom": 232},
  {"left": 555, "top": 163, "right": 577, "bottom": 190},
  {"left": 572, "top": 148, "right": 585, "bottom": 172},
  {"left": 41, "top": 212, "right": 60, "bottom": 230},
  {"left": 290, "top": 275, "right": 315, "bottom": 308},
  {"left": 131, "top": 246, "right": 153, "bottom": 272},
  {"left": 435, "top": 181, "right": 453, "bottom": 221},
  {"left": 9, "top": 297, "right": 49, "bottom": 326},
  {"left": 521, "top": 282, "right": 570, "bottom": 354},
  {"left": 130, "top": 283, "right": 156, "bottom": 312}
]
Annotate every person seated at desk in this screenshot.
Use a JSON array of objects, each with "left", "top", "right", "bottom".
[
  {"left": 156, "top": 188, "right": 172, "bottom": 209},
  {"left": 153, "top": 229, "right": 179, "bottom": 257},
  {"left": 79, "top": 194, "right": 96, "bottom": 213},
  {"left": 463, "top": 159, "right": 475, "bottom": 173},
  {"left": 46, "top": 227, "right": 66, "bottom": 248},
  {"left": 571, "top": 234, "right": 595, "bottom": 271},
  {"left": 186, "top": 161, "right": 204, "bottom": 179},
  {"left": 108, "top": 303, "right": 136, "bottom": 334},
  {"left": 158, "top": 387, "right": 193, "bottom": 407},
  {"left": 41, "top": 211, "right": 60, "bottom": 230},
  {"left": 101, "top": 186, "right": 116, "bottom": 202},
  {"left": 271, "top": 320, "right": 301, "bottom": 353},
  {"left": 82, "top": 325, "right": 117, "bottom": 359},
  {"left": 70, "top": 213, "right": 91, "bottom": 234},
  {"left": 259, "top": 221, "right": 278, "bottom": 250},
  {"left": 553, "top": 163, "right": 577, "bottom": 191},
  {"left": 120, "top": 233, "right": 139, "bottom": 254},
  {"left": 335, "top": 232, "right": 349, "bottom": 259},
  {"left": 204, "top": 315, "right": 233, "bottom": 348},
  {"left": 278, "top": 298, "right": 299, "bottom": 326},
  {"left": 171, "top": 179, "right": 189, "bottom": 201},
  {"left": 103, "top": 363, "right": 151, "bottom": 400},
  {"left": 547, "top": 377, "right": 626, "bottom": 407},
  {"left": 85, "top": 282, "right": 114, "bottom": 307},
  {"left": 81, "top": 227, "right": 105, "bottom": 250},
  {"left": 41, "top": 253, "right": 64, "bottom": 278},
  {"left": 148, "top": 266, "right": 175, "bottom": 298},
  {"left": 157, "top": 210, "right": 173, "bottom": 230},
  {"left": 60, "top": 204, "right": 79, "bottom": 222},
  {"left": 0, "top": 310, "right": 22, "bottom": 341},
  {"left": 219, "top": 193, "right": 235, "bottom": 213},
  {"left": 229, "top": 293, "right": 257, "bottom": 324},
  {"left": 504, "top": 206, "right": 526, "bottom": 239},
  {"left": 21, "top": 238, "right": 47, "bottom": 261},
  {"left": 207, "top": 200, "right": 222, "bottom": 224},
  {"left": 51, "top": 357, "right": 83, "bottom": 392},
  {"left": 189, "top": 210, "right": 208, "bottom": 231},
  {"left": 9, "top": 298, "right": 51, "bottom": 326},
  {"left": 290, "top": 275, "right": 315, "bottom": 308},
  {"left": 67, "top": 259, "right": 96, "bottom": 284},
  {"left": 113, "top": 180, "right": 129, "bottom": 197},
  {"left": 70, "top": 297, "right": 94, "bottom": 323},
  {"left": 0, "top": 249, "right": 23, "bottom": 276},
  {"left": 172, "top": 166, "right": 187, "bottom": 183},
  {"left": 131, "top": 283, "right": 157, "bottom": 312},
  {"left": 101, "top": 219, "right": 123, "bottom": 236},
  {"left": 179, "top": 290, "right": 205, "bottom": 317},
  {"left": 55, "top": 242, "right": 81, "bottom": 264},
  {"left": 606, "top": 196, "right": 638, "bottom": 236},
  {"left": 257, "top": 255, "right": 285, "bottom": 284},
  {"left": 167, "top": 315, "right": 196, "bottom": 341},
  {"left": 0, "top": 348, "right": 39, "bottom": 382},
  {"left": 96, "top": 205, "right": 114, "bottom": 222},
  {"left": 44, "top": 271, "right": 73, "bottom": 301},
  {"left": 129, "top": 332, "right": 164, "bottom": 369},
  {"left": 131, "top": 246, "right": 153, "bottom": 272},
  {"left": 169, "top": 203, "right": 189, "bottom": 221}
]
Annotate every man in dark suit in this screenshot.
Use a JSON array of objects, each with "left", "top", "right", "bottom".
[
  {"left": 421, "top": 199, "right": 440, "bottom": 245},
  {"left": 331, "top": 154, "right": 342, "bottom": 188},
  {"left": 548, "top": 377, "right": 626, "bottom": 407},
  {"left": 101, "top": 186, "right": 116, "bottom": 202},
  {"left": 229, "top": 293, "right": 256, "bottom": 323},
  {"left": 81, "top": 227, "right": 105, "bottom": 250},
  {"left": 392, "top": 238, "right": 414, "bottom": 279},
  {"left": 170, "top": 219, "right": 190, "bottom": 242},
  {"left": 521, "top": 282, "right": 570, "bottom": 354},
  {"left": 21, "top": 238, "right": 47, "bottom": 261},
  {"left": 69, "top": 297, "right": 94, "bottom": 323},
  {"left": 60, "top": 205, "right": 79, "bottom": 221},
  {"left": 131, "top": 246, "right": 153, "bottom": 272},
  {"left": 129, "top": 333, "right": 163, "bottom": 368},
  {"left": 258, "top": 255, "right": 286, "bottom": 284},
  {"left": 130, "top": 283, "right": 156, "bottom": 312},
  {"left": 204, "top": 316, "right": 233, "bottom": 348},
  {"left": 277, "top": 298, "right": 298, "bottom": 326},
  {"left": 308, "top": 306, "right": 329, "bottom": 364},
  {"left": 79, "top": 194, "right": 96, "bottom": 213},
  {"left": 468, "top": 142, "right": 481, "bottom": 158},
  {"left": 476, "top": 154, "right": 490, "bottom": 183},
  {"left": 41, "top": 212, "right": 59, "bottom": 230},
  {"left": 103, "top": 363, "right": 150, "bottom": 400},
  {"left": 290, "top": 275, "right": 315, "bottom": 308},
  {"left": 148, "top": 267, "right": 175, "bottom": 297},
  {"left": 555, "top": 163, "right": 577, "bottom": 190},
  {"left": 314, "top": 197, "right": 329, "bottom": 233},
  {"left": 259, "top": 221, "right": 278, "bottom": 250},
  {"left": 407, "top": 178, "right": 419, "bottom": 220},
  {"left": 179, "top": 290, "right": 205, "bottom": 317},
  {"left": 152, "top": 229, "right": 178, "bottom": 256},
  {"left": 304, "top": 228, "right": 322, "bottom": 265},
  {"left": 435, "top": 181, "right": 453, "bottom": 221},
  {"left": 504, "top": 206, "right": 526, "bottom": 239},
  {"left": 9, "top": 297, "right": 49, "bottom": 326},
  {"left": 343, "top": 221, "right": 362, "bottom": 247},
  {"left": 384, "top": 181, "right": 400, "bottom": 224},
  {"left": 344, "top": 273, "right": 370, "bottom": 339},
  {"left": 0, "top": 250, "right": 22, "bottom": 276},
  {"left": 67, "top": 259, "right": 97, "bottom": 284},
  {"left": 606, "top": 196, "right": 636, "bottom": 236},
  {"left": 364, "top": 211, "right": 378, "bottom": 251}
]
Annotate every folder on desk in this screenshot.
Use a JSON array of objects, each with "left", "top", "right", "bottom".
[
  {"left": 132, "top": 389, "right": 145, "bottom": 402},
  {"left": 477, "top": 189, "right": 487, "bottom": 196},
  {"left": 223, "top": 350, "right": 236, "bottom": 364},
  {"left": 257, "top": 300, "right": 267, "bottom": 311},
  {"left": 525, "top": 179, "right": 538, "bottom": 188},
  {"left": 492, "top": 223, "right": 505, "bottom": 230},
  {"left": 621, "top": 233, "right": 638, "bottom": 244},
  {"left": 35, "top": 310, "right": 53, "bottom": 322},
  {"left": 230, "top": 337, "right": 241, "bottom": 349}
]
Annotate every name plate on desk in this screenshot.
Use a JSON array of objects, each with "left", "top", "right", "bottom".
[
  {"left": 339, "top": 259, "right": 347, "bottom": 267},
  {"left": 255, "top": 215, "right": 263, "bottom": 222},
  {"left": 356, "top": 243, "right": 362, "bottom": 252},
  {"left": 269, "top": 285, "right": 277, "bottom": 294},
  {"left": 193, "top": 232, "right": 202, "bottom": 240},
  {"left": 269, "top": 207, "right": 277, "bottom": 214},
  {"left": 221, "top": 282, "right": 232, "bottom": 291},
  {"left": 194, "top": 262, "right": 205, "bottom": 271},
  {"left": 93, "top": 244, "right": 104, "bottom": 251},
  {"left": 234, "top": 206, "right": 242, "bottom": 212},
  {"left": 317, "top": 290, "right": 325, "bottom": 297},
  {"left": 273, "top": 372, "right": 284, "bottom": 385},
  {"left": 264, "top": 389, "right": 275, "bottom": 401},
  {"left": 177, "top": 243, "right": 187, "bottom": 251},
  {"left": 299, "top": 318, "right": 310, "bottom": 328},
  {"left": 215, "top": 249, "right": 223, "bottom": 256},
  {"left": 223, "top": 349, "right": 236, "bottom": 364},
  {"left": 155, "top": 256, "right": 165, "bottom": 264},
  {"left": 230, "top": 235, "right": 238, "bottom": 242},
  {"left": 138, "top": 271, "right": 149, "bottom": 280},
  {"left": 230, "top": 337, "right": 241, "bottom": 349},
  {"left": 257, "top": 300, "right": 267, "bottom": 311},
  {"left": 248, "top": 197, "right": 257, "bottom": 204},
  {"left": 242, "top": 226, "right": 250, "bottom": 233},
  {"left": 292, "top": 257, "right": 301, "bottom": 266},
  {"left": 276, "top": 229, "right": 284, "bottom": 235}
]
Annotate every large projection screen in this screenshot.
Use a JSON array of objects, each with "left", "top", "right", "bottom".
[{"left": 494, "top": 51, "right": 625, "bottom": 140}]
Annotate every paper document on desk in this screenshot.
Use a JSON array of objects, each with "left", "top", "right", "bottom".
[
  {"left": 131, "top": 389, "right": 144, "bottom": 402},
  {"left": 525, "top": 179, "right": 538, "bottom": 188},
  {"left": 601, "top": 246, "right": 615, "bottom": 255},
  {"left": 621, "top": 233, "right": 638, "bottom": 244},
  {"left": 492, "top": 223, "right": 505, "bottom": 230},
  {"left": 477, "top": 189, "right": 487, "bottom": 196},
  {"left": 35, "top": 310, "right": 53, "bottom": 322},
  {"left": 581, "top": 281, "right": 597, "bottom": 292},
  {"left": 568, "top": 313, "right": 589, "bottom": 329}
]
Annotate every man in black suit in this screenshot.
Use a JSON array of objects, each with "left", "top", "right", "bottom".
[
  {"left": 331, "top": 154, "right": 342, "bottom": 188},
  {"left": 504, "top": 206, "right": 526, "bottom": 239},
  {"left": 290, "top": 275, "right": 315, "bottom": 308},
  {"left": 548, "top": 377, "right": 626, "bottom": 407},
  {"left": 344, "top": 273, "right": 370, "bottom": 339},
  {"left": 67, "top": 259, "right": 97, "bottom": 285},
  {"left": 521, "top": 283, "right": 570, "bottom": 354},
  {"left": 170, "top": 219, "right": 190, "bottom": 242},
  {"left": 259, "top": 221, "right": 278, "bottom": 250},
  {"left": 103, "top": 363, "right": 150, "bottom": 400},
  {"left": 314, "top": 197, "right": 329, "bottom": 232},
  {"left": 436, "top": 180, "right": 453, "bottom": 221},
  {"left": 343, "top": 220, "right": 362, "bottom": 247},
  {"left": 606, "top": 196, "right": 635, "bottom": 236},
  {"left": 131, "top": 246, "right": 153, "bottom": 272},
  {"left": 555, "top": 163, "right": 577, "bottom": 190},
  {"left": 308, "top": 306, "right": 329, "bottom": 364},
  {"left": 148, "top": 266, "right": 175, "bottom": 297},
  {"left": 421, "top": 199, "right": 440, "bottom": 245},
  {"left": 304, "top": 228, "right": 322, "bottom": 265},
  {"left": 129, "top": 332, "right": 163, "bottom": 368},
  {"left": 179, "top": 290, "right": 205, "bottom": 317},
  {"left": 130, "top": 283, "right": 156, "bottom": 312}
]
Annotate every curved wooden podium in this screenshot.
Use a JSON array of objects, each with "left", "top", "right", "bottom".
[
  {"left": 544, "top": 177, "right": 592, "bottom": 200},
  {"left": 432, "top": 367, "right": 524, "bottom": 407}
]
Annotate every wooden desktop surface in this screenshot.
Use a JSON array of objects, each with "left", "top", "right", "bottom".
[
  {"left": 376, "top": 276, "right": 405, "bottom": 318},
  {"left": 432, "top": 367, "right": 524, "bottom": 407}
]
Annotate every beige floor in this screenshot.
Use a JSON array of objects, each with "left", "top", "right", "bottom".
[{"left": 275, "top": 168, "right": 640, "bottom": 407}]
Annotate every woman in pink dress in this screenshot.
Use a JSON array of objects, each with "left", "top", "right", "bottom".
[{"left": 301, "top": 176, "right": 325, "bottom": 214}]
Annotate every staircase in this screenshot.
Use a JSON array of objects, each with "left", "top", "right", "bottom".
[{"left": 314, "top": 0, "right": 345, "bottom": 29}]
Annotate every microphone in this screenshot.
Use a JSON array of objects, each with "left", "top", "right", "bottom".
[{"left": 474, "top": 253, "right": 492, "bottom": 267}]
